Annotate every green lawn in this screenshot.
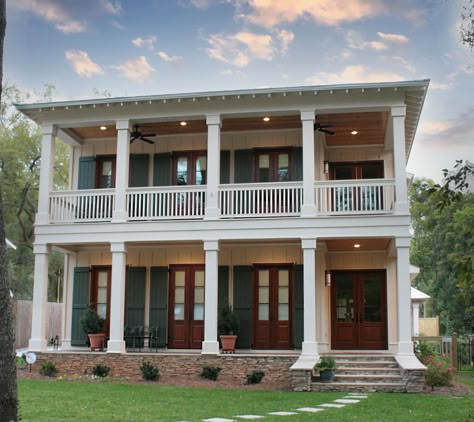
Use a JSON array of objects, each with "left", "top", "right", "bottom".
[{"left": 18, "top": 372, "right": 474, "bottom": 422}]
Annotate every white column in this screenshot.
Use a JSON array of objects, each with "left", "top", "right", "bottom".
[
  {"left": 36, "top": 125, "right": 57, "bottom": 225},
  {"left": 202, "top": 240, "right": 219, "bottom": 354},
  {"left": 205, "top": 114, "right": 221, "bottom": 220},
  {"left": 412, "top": 302, "right": 420, "bottom": 337},
  {"left": 28, "top": 244, "right": 50, "bottom": 351},
  {"left": 61, "top": 253, "right": 76, "bottom": 349},
  {"left": 107, "top": 242, "right": 127, "bottom": 353},
  {"left": 113, "top": 120, "right": 130, "bottom": 222},
  {"left": 300, "top": 110, "right": 316, "bottom": 217},
  {"left": 396, "top": 237, "right": 413, "bottom": 355},
  {"left": 392, "top": 106, "right": 409, "bottom": 214},
  {"left": 302, "top": 238, "right": 318, "bottom": 356}
]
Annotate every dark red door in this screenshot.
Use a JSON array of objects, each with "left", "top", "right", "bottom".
[
  {"left": 331, "top": 271, "right": 387, "bottom": 350},
  {"left": 253, "top": 266, "right": 292, "bottom": 349},
  {"left": 168, "top": 265, "right": 205, "bottom": 349},
  {"left": 90, "top": 266, "right": 111, "bottom": 336}
]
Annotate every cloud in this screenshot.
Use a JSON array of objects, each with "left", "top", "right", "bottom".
[
  {"left": 132, "top": 36, "right": 158, "bottom": 50},
  {"left": 114, "top": 56, "right": 156, "bottom": 82},
  {"left": 65, "top": 50, "right": 104, "bottom": 77},
  {"left": 346, "top": 31, "right": 387, "bottom": 50},
  {"left": 377, "top": 32, "right": 409, "bottom": 43},
  {"left": 206, "top": 30, "right": 289, "bottom": 67},
  {"left": 238, "top": 0, "right": 384, "bottom": 28},
  {"left": 112, "top": 20, "right": 127, "bottom": 30},
  {"left": 306, "top": 65, "right": 404, "bottom": 84},
  {"left": 157, "top": 51, "right": 183, "bottom": 64},
  {"left": 430, "top": 81, "right": 453, "bottom": 90},
  {"left": 13, "top": 0, "right": 122, "bottom": 34},
  {"left": 382, "top": 55, "right": 415, "bottom": 73},
  {"left": 404, "top": 8, "right": 426, "bottom": 26}
]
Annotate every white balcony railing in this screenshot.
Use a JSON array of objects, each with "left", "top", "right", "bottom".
[
  {"left": 314, "top": 179, "right": 395, "bottom": 215},
  {"left": 49, "top": 189, "right": 115, "bottom": 223},
  {"left": 127, "top": 186, "right": 206, "bottom": 220},
  {"left": 219, "top": 182, "right": 303, "bottom": 218}
]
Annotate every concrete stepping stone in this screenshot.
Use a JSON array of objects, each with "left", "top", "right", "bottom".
[
  {"left": 348, "top": 393, "right": 368, "bottom": 398},
  {"left": 235, "top": 416, "right": 265, "bottom": 420},
  {"left": 268, "top": 411, "right": 298, "bottom": 416},
  {"left": 344, "top": 395, "right": 368, "bottom": 399},
  {"left": 295, "top": 407, "right": 325, "bottom": 413},
  {"left": 334, "top": 399, "right": 360, "bottom": 404},
  {"left": 203, "top": 418, "right": 236, "bottom": 422},
  {"left": 319, "top": 403, "right": 345, "bottom": 408}
]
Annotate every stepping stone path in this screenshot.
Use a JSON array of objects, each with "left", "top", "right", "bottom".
[{"left": 195, "top": 394, "right": 370, "bottom": 421}]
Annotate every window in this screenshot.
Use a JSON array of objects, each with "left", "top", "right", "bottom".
[
  {"left": 255, "top": 150, "right": 290, "bottom": 183},
  {"left": 173, "top": 151, "right": 207, "bottom": 185},
  {"left": 95, "top": 156, "right": 116, "bottom": 188}
]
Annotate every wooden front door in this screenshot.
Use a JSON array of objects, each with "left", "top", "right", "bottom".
[
  {"left": 331, "top": 271, "right": 387, "bottom": 350},
  {"left": 253, "top": 266, "right": 292, "bottom": 349},
  {"left": 91, "top": 266, "right": 111, "bottom": 335},
  {"left": 168, "top": 265, "right": 205, "bottom": 349}
]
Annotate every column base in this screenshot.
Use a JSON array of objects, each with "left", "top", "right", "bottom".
[
  {"left": 201, "top": 341, "right": 219, "bottom": 354},
  {"left": 28, "top": 338, "right": 47, "bottom": 352},
  {"left": 301, "top": 204, "right": 317, "bottom": 217},
  {"left": 301, "top": 341, "right": 319, "bottom": 356},
  {"left": 107, "top": 340, "right": 126, "bottom": 353},
  {"left": 204, "top": 207, "right": 219, "bottom": 220},
  {"left": 397, "top": 341, "right": 414, "bottom": 355}
]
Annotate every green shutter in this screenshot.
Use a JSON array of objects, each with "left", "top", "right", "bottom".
[
  {"left": 293, "top": 265, "right": 304, "bottom": 349},
  {"left": 233, "top": 265, "right": 253, "bottom": 348},
  {"left": 129, "top": 154, "right": 149, "bottom": 187},
  {"left": 218, "top": 266, "right": 229, "bottom": 312},
  {"left": 78, "top": 156, "right": 96, "bottom": 189},
  {"left": 234, "top": 149, "right": 253, "bottom": 183},
  {"left": 125, "top": 267, "right": 146, "bottom": 333},
  {"left": 153, "top": 153, "right": 171, "bottom": 186},
  {"left": 71, "top": 267, "right": 90, "bottom": 346},
  {"left": 291, "top": 147, "right": 303, "bottom": 181},
  {"left": 150, "top": 267, "right": 168, "bottom": 347},
  {"left": 220, "top": 150, "right": 230, "bottom": 184}
]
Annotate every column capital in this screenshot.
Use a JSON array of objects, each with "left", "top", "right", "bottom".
[
  {"left": 391, "top": 105, "right": 406, "bottom": 118},
  {"left": 301, "top": 238, "right": 317, "bottom": 249},
  {"left": 206, "top": 114, "right": 221, "bottom": 126},
  {"left": 116, "top": 119, "right": 131, "bottom": 131},
  {"left": 41, "top": 124, "right": 57, "bottom": 136},
  {"left": 395, "top": 237, "right": 410, "bottom": 248},
  {"left": 204, "top": 240, "right": 219, "bottom": 251},
  {"left": 300, "top": 110, "right": 315, "bottom": 122},
  {"left": 33, "top": 244, "right": 50, "bottom": 254},
  {"left": 111, "top": 242, "right": 127, "bottom": 253}
]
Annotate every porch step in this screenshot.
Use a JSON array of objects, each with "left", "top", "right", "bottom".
[
  {"left": 334, "top": 374, "right": 403, "bottom": 383},
  {"left": 311, "top": 381, "right": 406, "bottom": 393},
  {"left": 336, "top": 367, "right": 401, "bottom": 375}
]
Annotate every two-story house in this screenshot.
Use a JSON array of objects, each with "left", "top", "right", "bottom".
[{"left": 17, "top": 80, "right": 428, "bottom": 391}]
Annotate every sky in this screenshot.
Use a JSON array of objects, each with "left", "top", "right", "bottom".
[{"left": 5, "top": 0, "right": 474, "bottom": 182}]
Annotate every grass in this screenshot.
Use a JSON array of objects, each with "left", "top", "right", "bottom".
[{"left": 18, "top": 371, "right": 474, "bottom": 422}]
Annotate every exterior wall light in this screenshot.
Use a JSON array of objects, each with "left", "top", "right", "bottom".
[
  {"left": 324, "top": 161, "right": 329, "bottom": 174},
  {"left": 325, "top": 270, "right": 332, "bottom": 287}
]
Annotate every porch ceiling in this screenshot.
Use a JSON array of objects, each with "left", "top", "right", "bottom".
[
  {"left": 324, "top": 238, "right": 391, "bottom": 252},
  {"left": 67, "top": 111, "right": 388, "bottom": 147}
]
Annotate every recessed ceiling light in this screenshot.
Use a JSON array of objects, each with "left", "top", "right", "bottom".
[
  {"left": 354, "top": 243, "right": 361, "bottom": 248},
  {"left": 351, "top": 130, "right": 358, "bottom": 135},
  {"left": 263, "top": 116, "right": 270, "bottom": 122},
  {"left": 180, "top": 121, "right": 187, "bottom": 126},
  {"left": 99, "top": 126, "right": 107, "bottom": 131}
]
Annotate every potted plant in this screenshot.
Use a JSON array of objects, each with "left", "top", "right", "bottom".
[
  {"left": 314, "top": 355, "right": 337, "bottom": 383},
  {"left": 80, "top": 307, "right": 105, "bottom": 351},
  {"left": 218, "top": 304, "right": 240, "bottom": 353}
]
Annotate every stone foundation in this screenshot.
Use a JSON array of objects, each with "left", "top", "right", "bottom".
[
  {"left": 402, "top": 369, "right": 426, "bottom": 393},
  {"left": 35, "top": 352, "right": 297, "bottom": 390}
]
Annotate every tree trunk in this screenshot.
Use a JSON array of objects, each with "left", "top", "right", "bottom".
[{"left": 0, "top": 0, "right": 18, "bottom": 420}]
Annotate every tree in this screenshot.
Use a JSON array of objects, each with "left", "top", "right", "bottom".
[
  {"left": 461, "top": 0, "right": 474, "bottom": 50},
  {"left": 0, "top": 0, "right": 18, "bottom": 419}
]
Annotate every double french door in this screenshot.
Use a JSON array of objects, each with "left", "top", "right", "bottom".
[
  {"left": 168, "top": 265, "right": 205, "bottom": 349},
  {"left": 331, "top": 271, "right": 387, "bottom": 350},
  {"left": 253, "top": 266, "right": 292, "bottom": 349}
]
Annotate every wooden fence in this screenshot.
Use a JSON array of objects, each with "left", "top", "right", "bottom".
[
  {"left": 13, "top": 300, "right": 64, "bottom": 348},
  {"left": 419, "top": 317, "right": 439, "bottom": 337}
]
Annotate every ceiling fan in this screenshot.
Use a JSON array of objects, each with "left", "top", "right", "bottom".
[
  {"left": 314, "top": 119, "right": 335, "bottom": 136},
  {"left": 130, "top": 125, "right": 156, "bottom": 144}
]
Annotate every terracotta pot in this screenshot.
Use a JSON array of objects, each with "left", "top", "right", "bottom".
[
  {"left": 219, "top": 335, "right": 237, "bottom": 353},
  {"left": 88, "top": 333, "right": 105, "bottom": 351}
]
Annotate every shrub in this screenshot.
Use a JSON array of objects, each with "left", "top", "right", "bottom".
[
  {"left": 423, "top": 355, "right": 455, "bottom": 389},
  {"left": 39, "top": 360, "right": 58, "bottom": 377},
  {"left": 200, "top": 365, "right": 221, "bottom": 381},
  {"left": 140, "top": 361, "right": 160, "bottom": 381},
  {"left": 415, "top": 340, "right": 437, "bottom": 361},
  {"left": 80, "top": 307, "right": 104, "bottom": 335},
  {"left": 92, "top": 364, "right": 110, "bottom": 378},
  {"left": 314, "top": 355, "right": 337, "bottom": 372},
  {"left": 246, "top": 370, "right": 265, "bottom": 385},
  {"left": 218, "top": 305, "right": 240, "bottom": 336}
]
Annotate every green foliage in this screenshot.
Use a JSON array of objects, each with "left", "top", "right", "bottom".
[
  {"left": 39, "top": 361, "right": 58, "bottom": 377},
  {"left": 140, "top": 361, "right": 160, "bottom": 381},
  {"left": 423, "top": 355, "right": 455, "bottom": 389},
  {"left": 246, "top": 370, "right": 265, "bottom": 385},
  {"left": 92, "top": 364, "right": 110, "bottom": 378},
  {"left": 461, "top": 0, "right": 474, "bottom": 49},
  {"left": 415, "top": 341, "right": 437, "bottom": 361},
  {"left": 314, "top": 355, "right": 337, "bottom": 372},
  {"left": 80, "top": 307, "right": 104, "bottom": 334},
  {"left": 218, "top": 304, "right": 240, "bottom": 336},
  {"left": 200, "top": 365, "right": 221, "bottom": 381}
]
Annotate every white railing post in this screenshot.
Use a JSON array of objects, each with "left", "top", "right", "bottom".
[
  {"left": 392, "top": 106, "right": 409, "bottom": 214},
  {"left": 205, "top": 114, "right": 221, "bottom": 220},
  {"left": 301, "top": 110, "right": 316, "bottom": 217},
  {"left": 113, "top": 120, "right": 130, "bottom": 222}
]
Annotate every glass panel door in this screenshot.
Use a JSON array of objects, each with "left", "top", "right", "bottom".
[
  {"left": 174, "top": 271, "right": 186, "bottom": 320},
  {"left": 193, "top": 270, "right": 205, "bottom": 320}
]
